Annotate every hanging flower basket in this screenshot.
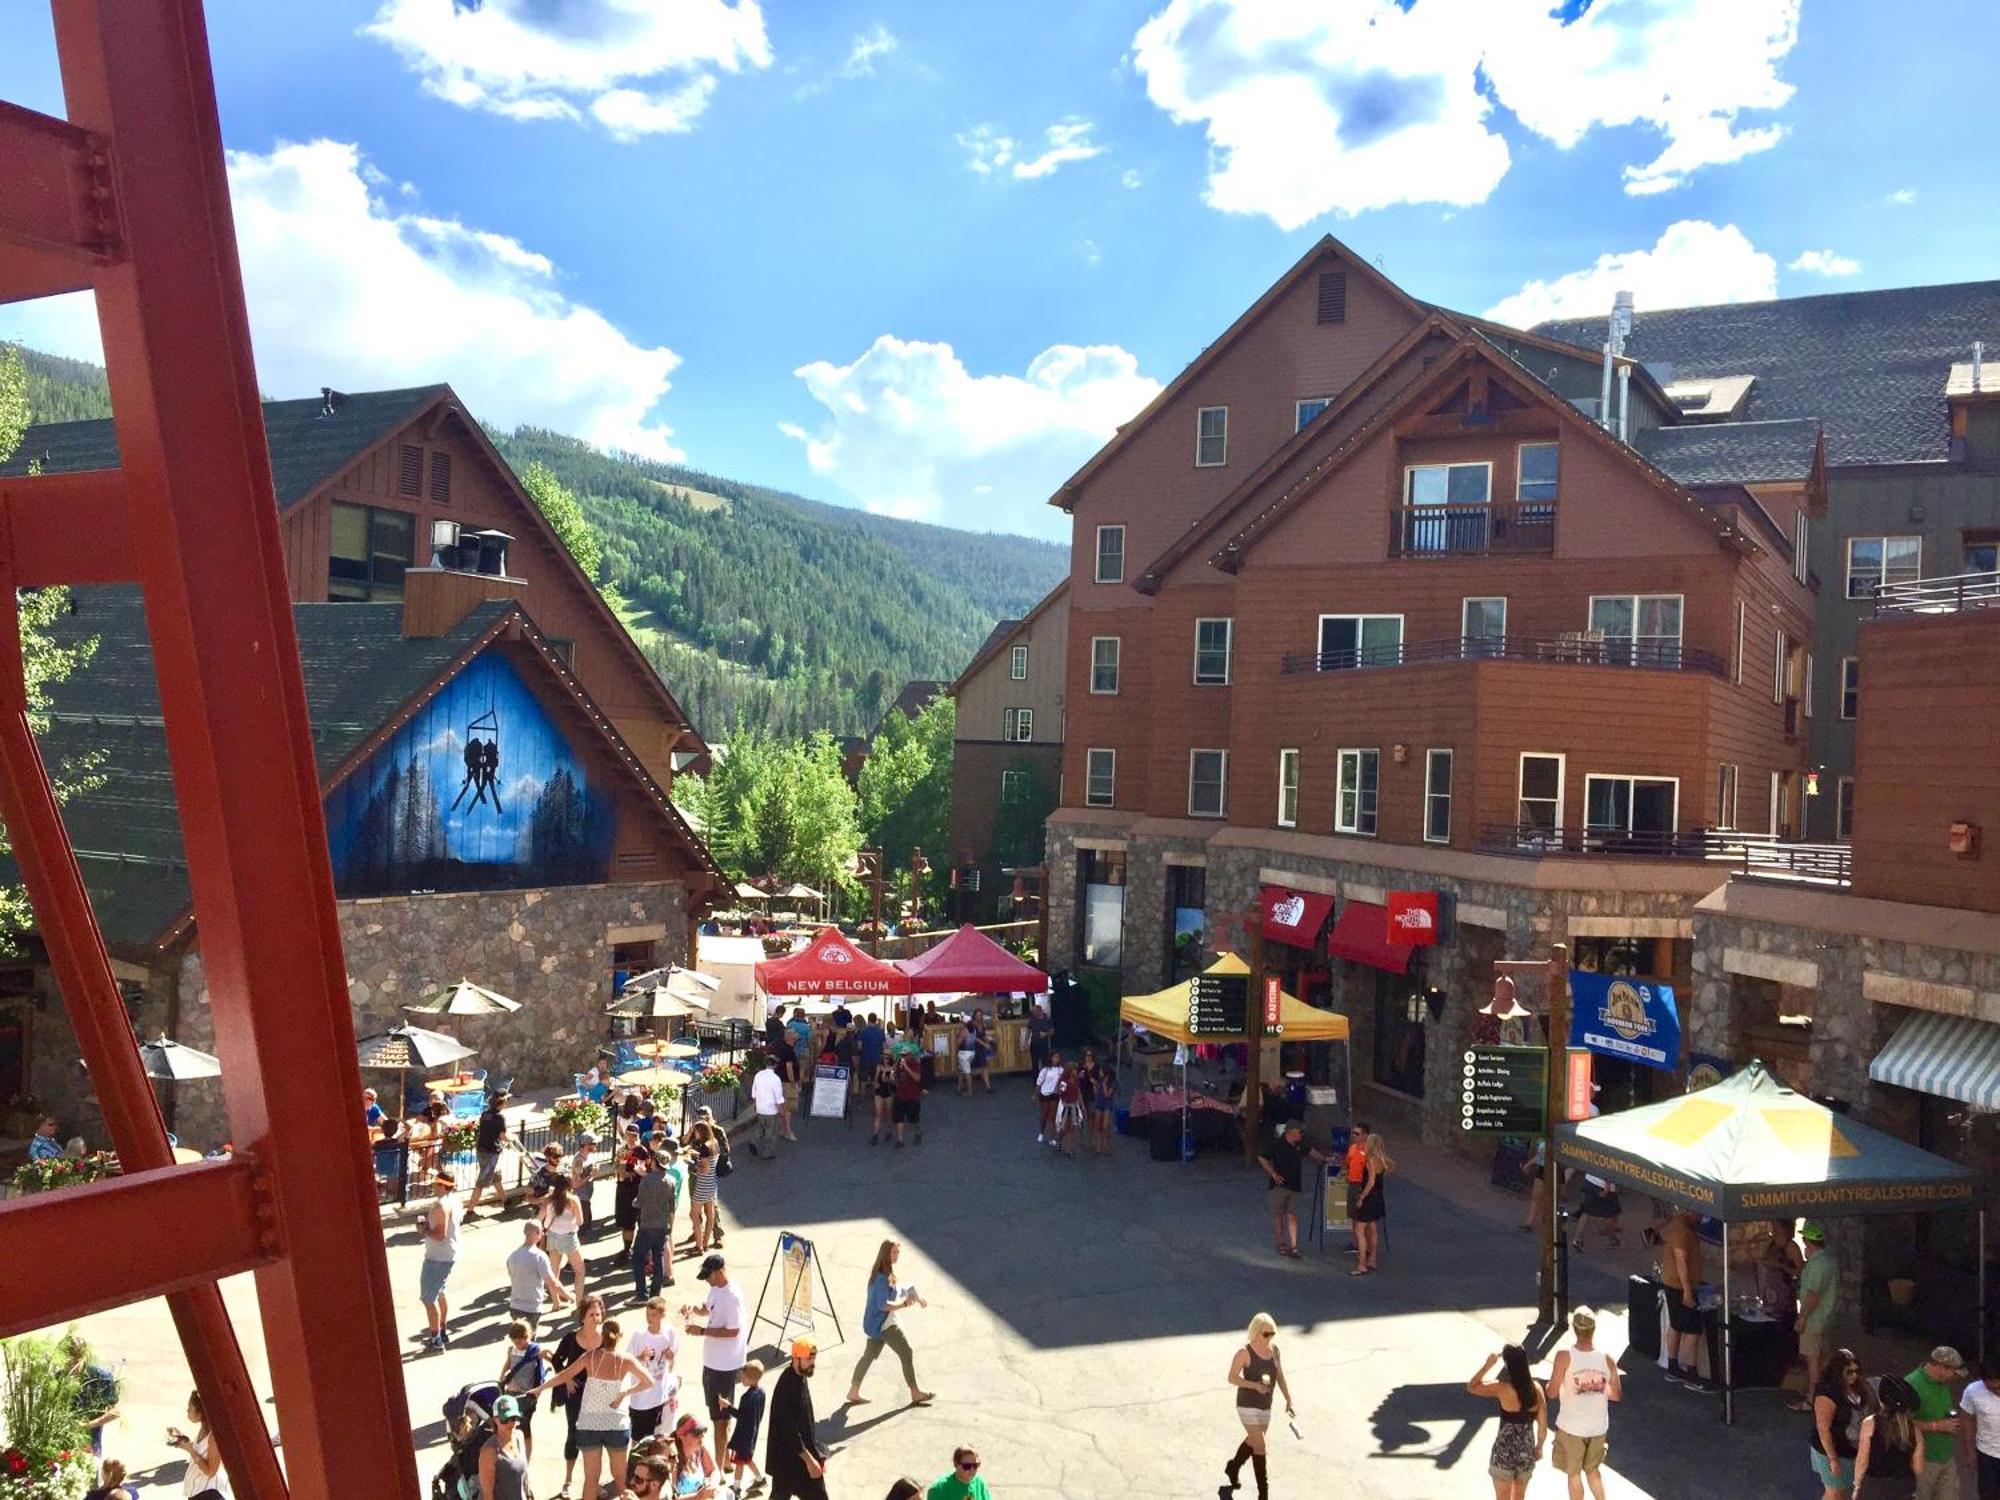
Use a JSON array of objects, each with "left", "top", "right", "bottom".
[
  {"left": 694, "top": 1063, "right": 741, "bottom": 1095},
  {"left": 549, "top": 1098, "right": 609, "bottom": 1142},
  {"left": 645, "top": 1082, "right": 681, "bottom": 1113},
  {"left": 8, "top": 1154, "right": 113, "bottom": 1198}
]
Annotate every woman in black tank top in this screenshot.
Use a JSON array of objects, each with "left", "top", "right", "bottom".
[{"left": 1224, "top": 1313, "right": 1292, "bottom": 1500}]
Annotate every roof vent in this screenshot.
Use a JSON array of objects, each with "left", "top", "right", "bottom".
[
  {"left": 319, "top": 387, "right": 347, "bottom": 417},
  {"left": 462, "top": 528, "right": 513, "bottom": 578},
  {"left": 1610, "top": 289, "right": 1635, "bottom": 351}
]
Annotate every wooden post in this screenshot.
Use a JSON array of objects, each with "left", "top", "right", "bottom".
[
  {"left": 1539, "top": 941, "right": 1570, "bottom": 1323},
  {"left": 1028, "top": 865, "right": 1050, "bottom": 967},
  {"left": 1243, "top": 900, "right": 1267, "bottom": 1166}
]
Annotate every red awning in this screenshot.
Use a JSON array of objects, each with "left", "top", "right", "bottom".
[
  {"left": 756, "top": 925, "right": 911, "bottom": 996},
  {"left": 1326, "top": 901, "right": 1416, "bottom": 974},
  {"left": 895, "top": 924, "right": 1050, "bottom": 995},
  {"left": 1260, "top": 885, "right": 1336, "bottom": 948}
]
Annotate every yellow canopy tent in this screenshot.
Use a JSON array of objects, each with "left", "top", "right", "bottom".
[{"left": 1121, "top": 953, "right": 1350, "bottom": 1045}]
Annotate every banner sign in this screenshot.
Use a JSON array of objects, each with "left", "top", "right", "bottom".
[
  {"left": 809, "top": 1064, "right": 850, "bottom": 1120},
  {"left": 1565, "top": 1051, "right": 1594, "bottom": 1121},
  {"left": 1686, "top": 1052, "right": 1731, "bottom": 1093},
  {"left": 1263, "top": 974, "right": 1282, "bottom": 1029},
  {"left": 1386, "top": 891, "right": 1439, "bottom": 947},
  {"left": 1568, "top": 970, "right": 1681, "bottom": 1072},
  {"left": 779, "top": 1232, "right": 817, "bottom": 1333},
  {"left": 1459, "top": 1046, "right": 1546, "bottom": 1133}
]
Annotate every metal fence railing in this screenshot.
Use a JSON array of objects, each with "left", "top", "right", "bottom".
[
  {"left": 1872, "top": 569, "right": 2000, "bottom": 615},
  {"left": 1474, "top": 823, "right": 1851, "bottom": 884}
]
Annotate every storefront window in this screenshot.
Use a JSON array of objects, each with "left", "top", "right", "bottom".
[
  {"left": 1080, "top": 848, "right": 1125, "bottom": 969},
  {"left": 1167, "top": 865, "right": 1207, "bottom": 982},
  {"left": 1371, "top": 970, "right": 1426, "bottom": 1098},
  {"left": 1918, "top": 1098, "right": 2000, "bottom": 1276}
]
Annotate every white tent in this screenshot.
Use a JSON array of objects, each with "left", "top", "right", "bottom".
[{"left": 694, "top": 934, "right": 769, "bottom": 1026}]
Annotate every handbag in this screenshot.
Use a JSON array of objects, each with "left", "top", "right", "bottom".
[{"left": 716, "top": 1143, "right": 735, "bottom": 1179}]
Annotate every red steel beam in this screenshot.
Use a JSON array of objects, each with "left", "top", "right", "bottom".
[
  {"left": 47, "top": 4, "right": 421, "bottom": 1496},
  {"left": 0, "top": 98, "right": 118, "bottom": 264},
  {"left": 0, "top": 471, "right": 138, "bottom": 585},
  {"left": 0, "top": 1160, "right": 273, "bottom": 1336}
]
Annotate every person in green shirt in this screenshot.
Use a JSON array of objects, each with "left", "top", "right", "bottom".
[
  {"left": 927, "top": 1446, "right": 991, "bottom": 1500},
  {"left": 1906, "top": 1344, "right": 1969, "bottom": 1500},
  {"left": 1791, "top": 1222, "right": 1841, "bottom": 1410}
]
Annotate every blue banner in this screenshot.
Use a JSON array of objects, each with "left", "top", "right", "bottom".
[{"left": 1567, "top": 970, "right": 1681, "bottom": 1071}]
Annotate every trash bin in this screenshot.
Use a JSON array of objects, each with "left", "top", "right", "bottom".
[
  {"left": 1627, "top": 1275, "right": 1662, "bottom": 1361},
  {"left": 1114, "top": 1106, "right": 1132, "bottom": 1136}
]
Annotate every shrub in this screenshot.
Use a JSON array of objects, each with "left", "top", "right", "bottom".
[{"left": 0, "top": 1336, "right": 92, "bottom": 1500}]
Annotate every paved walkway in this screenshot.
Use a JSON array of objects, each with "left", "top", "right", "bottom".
[{"left": 53, "top": 1078, "right": 1921, "bottom": 1497}]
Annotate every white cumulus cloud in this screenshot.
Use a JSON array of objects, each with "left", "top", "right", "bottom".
[
  {"left": 840, "top": 24, "right": 898, "bottom": 79},
  {"left": 1887, "top": 188, "right": 1917, "bottom": 206},
  {"left": 958, "top": 118, "right": 1105, "bottom": 180},
  {"left": 1483, "top": 220, "right": 1777, "bottom": 327},
  {"left": 1131, "top": 0, "right": 1799, "bottom": 227},
  {"left": 0, "top": 140, "right": 684, "bottom": 460},
  {"left": 1013, "top": 119, "right": 1104, "bottom": 179},
  {"left": 956, "top": 124, "right": 1016, "bottom": 177},
  {"left": 784, "top": 336, "right": 1162, "bottom": 538},
  {"left": 362, "top": 0, "right": 770, "bottom": 138},
  {"left": 1788, "top": 249, "right": 1860, "bottom": 278}
]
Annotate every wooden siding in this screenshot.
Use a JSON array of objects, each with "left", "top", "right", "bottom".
[{"left": 954, "top": 588, "right": 1069, "bottom": 746}]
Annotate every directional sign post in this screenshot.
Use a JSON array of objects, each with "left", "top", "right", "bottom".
[
  {"left": 1459, "top": 1046, "right": 1547, "bottom": 1134},
  {"left": 1187, "top": 973, "right": 1249, "bottom": 1036}
]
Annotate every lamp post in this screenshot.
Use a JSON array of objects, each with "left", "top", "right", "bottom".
[
  {"left": 855, "top": 847, "right": 885, "bottom": 957},
  {"left": 1241, "top": 899, "right": 1267, "bottom": 1167},
  {"left": 909, "top": 847, "right": 931, "bottom": 946}
]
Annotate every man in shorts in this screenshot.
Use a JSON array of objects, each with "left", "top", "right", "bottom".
[
  {"left": 684, "top": 1253, "right": 747, "bottom": 1467},
  {"left": 1660, "top": 1207, "right": 1710, "bottom": 1390},
  {"left": 1257, "top": 1120, "right": 1330, "bottom": 1260},
  {"left": 1793, "top": 1221, "right": 1841, "bottom": 1404},
  {"left": 464, "top": 1090, "right": 511, "bottom": 1219},
  {"left": 892, "top": 1047, "right": 924, "bottom": 1148},
  {"left": 1549, "top": 1306, "right": 1619, "bottom": 1500}
]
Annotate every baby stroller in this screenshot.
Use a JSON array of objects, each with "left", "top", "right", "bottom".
[{"left": 431, "top": 1381, "right": 500, "bottom": 1500}]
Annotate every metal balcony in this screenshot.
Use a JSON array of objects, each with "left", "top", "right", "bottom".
[{"left": 1390, "top": 500, "right": 1556, "bottom": 557}]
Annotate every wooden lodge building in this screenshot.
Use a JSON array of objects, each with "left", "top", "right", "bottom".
[{"left": 0, "top": 386, "right": 723, "bottom": 1141}]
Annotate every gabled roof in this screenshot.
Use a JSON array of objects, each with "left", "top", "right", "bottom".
[
  {"left": 1048, "top": 233, "right": 1428, "bottom": 511},
  {"left": 1534, "top": 280, "right": 2000, "bottom": 466},
  {"left": 949, "top": 579, "right": 1070, "bottom": 693},
  {"left": 0, "top": 385, "right": 450, "bottom": 505},
  {"left": 1209, "top": 336, "right": 1746, "bottom": 570},
  {"left": 888, "top": 680, "right": 947, "bottom": 722},
  {"left": 25, "top": 586, "right": 720, "bottom": 953},
  {"left": 1634, "top": 419, "right": 1824, "bottom": 488}
]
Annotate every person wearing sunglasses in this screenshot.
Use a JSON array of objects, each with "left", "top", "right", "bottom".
[
  {"left": 1810, "top": 1348, "right": 1879, "bottom": 1499},
  {"left": 926, "top": 1447, "right": 990, "bottom": 1500},
  {"left": 476, "top": 1395, "right": 531, "bottom": 1500}
]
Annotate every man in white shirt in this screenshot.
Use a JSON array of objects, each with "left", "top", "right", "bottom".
[
  {"left": 1549, "top": 1306, "right": 1621, "bottom": 1500},
  {"left": 626, "top": 1294, "right": 681, "bottom": 1444},
  {"left": 1036, "top": 1055, "right": 1064, "bottom": 1145},
  {"left": 685, "top": 1253, "right": 748, "bottom": 1466},
  {"left": 750, "top": 1060, "right": 786, "bottom": 1159},
  {"left": 1960, "top": 1355, "right": 2000, "bottom": 1496}
]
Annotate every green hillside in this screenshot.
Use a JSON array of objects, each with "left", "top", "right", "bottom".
[{"left": 1, "top": 347, "right": 1068, "bottom": 741}]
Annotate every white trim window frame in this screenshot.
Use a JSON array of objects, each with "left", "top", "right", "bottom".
[
  {"left": 1277, "top": 748, "right": 1300, "bottom": 829},
  {"left": 1839, "top": 656, "right": 1859, "bottom": 719},
  {"left": 1768, "top": 770, "right": 1784, "bottom": 837},
  {"left": 1089, "top": 635, "right": 1121, "bottom": 695},
  {"left": 1193, "top": 617, "right": 1233, "bottom": 685},
  {"left": 1734, "top": 600, "right": 1747, "bottom": 686},
  {"left": 1846, "top": 534, "right": 1921, "bottom": 599},
  {"left": 1335, "top": 747, "right": 1379, "bottom": 836},
  {"left": 999, "top": 768, "right": 1027, "bottom": 806},
  {"left": 1423, "top": 748, "right": 1452, "bottom": 844},
  {"left": 1404, "top": 460, "right": 1493, "bottom": 506},
  {"left": 1516, "top": 442, "right": 1559, "bottom": 506},
  {"left": 1461, "top": 596, "right": 1507, "bottom": 658},
  {"left": 1009, "top": 643, "right": 1029, "bottom": 680},
  {"left": 1002, "top": 707, "right": 1034, "bottom": 743},
  {"left": 1402, "top": 461, "right": 1493, "bottom": 552},
  {"left": 1094, "top": 524, "right": 1126, "bottom": 584},
  {"left": 1295, "top": 396, "right": 1333, "bottom": 432},
  {"left": 1793, "top": 510, "right": 1810, "bottom": 585},
  {"left": 1716, "top": 762, "right": 1739, "bottom": 831},
  {"left": 1773, "top": 628, "right": 1788, "bottom": 706},
  {"left": 1583, "top": 773, "right": 1681, "bottom": 838},
  {"left": 1084, "top": 748, "right": 1115, "bottom": 808},
  {"left": 1188, "top": 748, "right": 1228, "bottom": 819},
  {"left": 1316, "top": 612, "right": 1405, "bottom": 671},
  {"left": 1518, "top": 752, "right": 1566, "bottom": 837},
  {"left": 1588, "top": 593, "right": 1684, "bottom": 668},
  {"left": 1195, "top": 406, "right": 1228, "bottom": 468}
]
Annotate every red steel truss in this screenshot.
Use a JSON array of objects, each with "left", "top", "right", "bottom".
[{"left": 0, "top": 5, "right": 418, "bottom": 1495}]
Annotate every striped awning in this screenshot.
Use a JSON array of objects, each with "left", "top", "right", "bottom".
[{"left": 1870, "top": 1010, "right": 2000, "bottom": 1109}]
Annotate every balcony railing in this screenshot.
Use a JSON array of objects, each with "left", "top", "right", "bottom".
[
  {"left": 1477, "top": 824, "right": 1851, "bottom": 883},
  {"left": 1391, "top": 500, "right": 1556, "bottom": 557},
  {"left": 1872, "top": 569, "right": 2000, "bottom": 616},
  {"left": 1279, "top": 633, "right": 1727, "bottom": 677}
]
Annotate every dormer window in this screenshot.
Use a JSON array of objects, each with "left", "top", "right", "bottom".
[{"left": 1660, "top": 374, "right": 1756, "bottom": 422}]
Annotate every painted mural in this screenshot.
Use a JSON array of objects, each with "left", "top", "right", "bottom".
[{"left": 326, "top": 649, "right": 613, "bottom": 896}]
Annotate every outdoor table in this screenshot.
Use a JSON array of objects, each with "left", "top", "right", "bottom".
[
  {"left": 1628, "top": 1275, "right": 1797, "bottom": 1388},
  {"left": 435, "top": 1077, "right": 486, "bottom": 1095},
  {"left": 631, "top": 1040, "right": 701, "bottom": 1061},
  {"left": 1126, "top": 1087, "right": 1237, "bottom": 1119}
]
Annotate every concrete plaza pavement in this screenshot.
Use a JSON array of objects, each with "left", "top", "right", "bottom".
[{"left": 54, "top": 1078, "right": 1861, "bottom": 1497}]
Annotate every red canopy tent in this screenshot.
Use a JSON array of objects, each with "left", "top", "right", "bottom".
[
  {"left": 756, "top": 925, "right": 910, "bottom": 997},
  {"left": 896, "top": 924, "right": 1050, "bottom": 995}
]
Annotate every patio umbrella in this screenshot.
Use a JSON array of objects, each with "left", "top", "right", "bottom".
[
  {"left": 606, "top": 987, "right": 706, "bottom": 1022},
  {"left": 616, "top": 1061, "right": 698, "bottom": 1089},
  {"left": 402, "top": 978, "right": 523, "bottom": 1016},
  {"left": 355, "top": 1025, "right": 478, "bottom": 1121},
  {"left": 735, "top": 882, "right": 770, "bottom": 903},
  {"left": 620, "top": 963, "right": 720, "bottom": 996},
  {"left": 137, "top": 1036, "right": 223, "bottom": 1082}
]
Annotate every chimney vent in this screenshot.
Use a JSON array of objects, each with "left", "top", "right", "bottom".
[
  {"left": 1976, "top": 341, "right": 1986, "bottom": 393},
  {"left": 319, "top": 387, "right": 347, "bottom": 417},
  {"left": 463, "top": 528, "right": 513, "bottom": 578}
]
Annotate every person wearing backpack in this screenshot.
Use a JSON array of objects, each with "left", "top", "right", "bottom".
[{"left": 497, "top": 1319, "right": 551, "bottom": 1459}]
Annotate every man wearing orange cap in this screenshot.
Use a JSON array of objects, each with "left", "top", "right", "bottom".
[{"left": 766, "top": 1336, "right": 829, "bottom": 1500}]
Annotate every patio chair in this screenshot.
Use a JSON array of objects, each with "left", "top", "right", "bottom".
[
  {"left": 611, "top": 1039, "right": 645, "bottom": 1074},
  {"left": 484, "top": 1074, "right": 514, "bottom": 1101},
  {"left": 449, "top": 1091, "right": 483, "bottom": 1121}
]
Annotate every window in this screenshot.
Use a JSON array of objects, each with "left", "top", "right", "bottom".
[
  {"left": 1803, "top": 652, "right": 1814, "bottom": 717},
  {"left": 1316, "top": 613, "right": 1403, "bottom": 670},
  {"left": 1403, "top": 463, "right": 1493, "bottom": 552},
  {"left": 1080, "top": 847, "right": 1125, "bottom": 966},
  {"left": 1768, "top": 771, "right": 1786, "bottom": 838},
  {"left": 429, "top": 450, "right": 452, "bottom": 505},
  {"left": 1094, "top": 525, "right": 1126, "bottom": 584},
  {"left": 328, "top": 502, "right": 415, "bottom": 602},
  {"left": 1839, "top": 656, "right": 1859, "bottom": 719},
  {"left": 1584, "top": 775, "right": 1679, "bottom": 839},
  {"left": 1090, "top": 636, "right": 1121, "bottom": 694},
  {"left": 1424, "top": 749, "right": 1452, "bottom": 844},
  {"left": 1009, "top": 644, "right": 1028, "bottom": 680},
  {"left": 1837, "top": 777, "right": 1855, "bottom": 840},
  {"left": 1405, "top": 462, "right": 1492, "bottom": 507},
  {"left": 1518, "top": 753, "right": 1565, "bottom": 835},
  {"left": 1277, "top": 749, "right": 1299, "bottom": 828},
  {"left": 1717, "top": 763, "right": 1739, "bottom": 830},
  {"left": 1188, "top": 749, "right": 1228, "bottom": 818},
  {"left": 1372, "top": 970, "right": 1426, "bottom": 1098},
  {"left": 1167, "top": 865, "right": 1208, "bottom": 983},
  {"left": 1461, "top": 596, "right": 1506, "bottom": 658},
  {"left": 1003, "top": 707, "right": 1034, "bottom": 742},
  {"left": 1588, "top": 594, "right": 1683, "bottom": 667},
  {"left": 1968, "top": 541, "right": 1999, "bottom": 574},
  {"left": 1846, "top": 535, "right": 1921, "bottom": 598},
  {"left": 1316, "top": 270, "right": 1347, "bottom": 324},
  {"left": 1517, "top": 443, "right": 1559, "bottom": 505},
  {"left": 1000, "top": 769, "right": 1028, "bottom": 805},
  {"left": 1335, "top": 748, "right": 1379, "bottom": 835},
  {"left": 1734, "top": 600, "right": 1747, "bottom": 685},
  {"left": 1084, "top": 749, "right": 1116, "bottom": 807},
  {"left": 1196, "top": 406, "right": 1228, "bottom": 467},
  {"left": 1792, "top": 509, "right": 1809, "bottom": 585},
  {"left": 1194, "top": 618, "right": 1233, "bottom": 685},
  {"left": 1774, "top": 628, "right": 1788, "bottom": 705},
  {"left": 1296, "top": 396, "right": 1332, "bottom": 431},
  {"left": 397, "top": 443, "right": 423, "bottom": 497}
]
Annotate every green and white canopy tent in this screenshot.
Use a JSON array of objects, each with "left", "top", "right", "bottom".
[{"left": 1556, "top": 1061, "right": 1980, "bottom": 1421}]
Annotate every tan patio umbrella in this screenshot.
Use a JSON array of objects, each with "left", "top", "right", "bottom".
[
  {"left": 403, "top": 978, "right": 523, "bottom": 1016},
  {"left": 355, "top": 1024, "right": 477, "bottom": 1121}
]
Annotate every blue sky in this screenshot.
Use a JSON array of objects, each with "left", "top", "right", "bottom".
[{"left": 4, "top": 0, "right": 1996, "bottom": 541}]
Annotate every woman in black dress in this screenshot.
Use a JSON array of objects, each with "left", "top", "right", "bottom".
[
  {"left": 870, "top": 1055, "right": 898, "bottom": 1145},
  {"left": 1351, "top": 1132, "right": 1390, "bottom": 1275}
]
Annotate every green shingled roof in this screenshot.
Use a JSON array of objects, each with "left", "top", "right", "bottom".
[
  {"left": 0, "top": 386, "right": 451, "bottom": 508},
  {"left": 25, "top": 586, "right": 509, "bottom": 952}
]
